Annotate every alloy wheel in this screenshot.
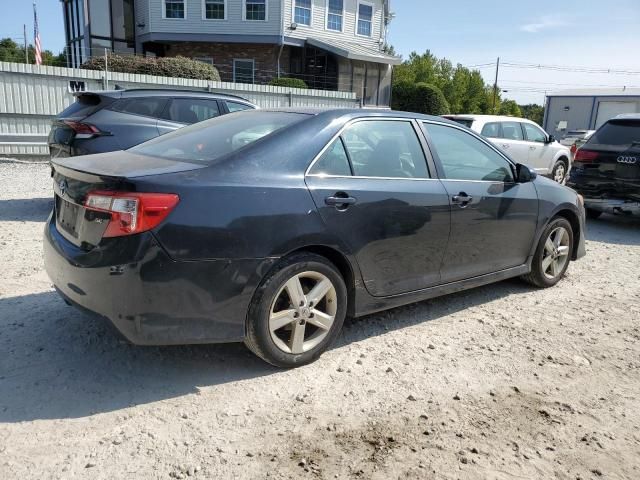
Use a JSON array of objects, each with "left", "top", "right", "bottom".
[
  {"left": 542, "top": 226, "right": 570, "bottom": 279},
  {"left": 554, "top": 163, "right": 566, "bottom": 183},
  {"left": 269, "top": 271, "right": 338, "bottom": 354}
]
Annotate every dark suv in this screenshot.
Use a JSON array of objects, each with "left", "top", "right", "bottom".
[
  {"left": 567, "top": 114, "right": 640, "bottom": 218},
  {"left": 48, "top": 89, "right": 256, "bottom": 158}
]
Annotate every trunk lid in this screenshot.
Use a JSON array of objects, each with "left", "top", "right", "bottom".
[{"left": 51, "top": 151, "right": 205, "bottom": 249}]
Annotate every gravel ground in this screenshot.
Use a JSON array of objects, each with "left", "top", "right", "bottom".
[{"left": 1, "top": 161, "right": 639, "bottom": 480}]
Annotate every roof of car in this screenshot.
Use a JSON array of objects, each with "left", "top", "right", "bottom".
[
  {"left": 79, "top": 88, "right": 254, "bottom": 104},
  {"left": 613, "top": 113, "right": 640, "bottom": 120},
  {"left": 444, "top": 114, "right": 538, "bottom": 124}
]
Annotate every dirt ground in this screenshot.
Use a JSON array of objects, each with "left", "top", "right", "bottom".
[{"left": 1, "top": 160, "right": 639, "bottom": 480}]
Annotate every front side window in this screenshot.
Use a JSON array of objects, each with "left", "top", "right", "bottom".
[
  {"left": 233, "top": 59, "right": 255, "bottom": 84},
  {"left": 327, "top": 0, "right": 343, "bottom": 31},
  {"left": 523, "top": 123, "right": 547, "bottom": 143},
  {"left": 425, "top": 123, "right": 514, "bottom": 182},
  {"left": 340, "top": 120, "right": 429, "bottom": 178},
  {"left": 167, "top": 98, "right": 220, "bottom": 124},
  {"left": 131, "top": 112, "right": 306, "bottom": 164},
  {"left": 245, "top": 0, "right": 266, "bottom": 20},
  {"left": 204, "top": 0, "right": 225, "bottom": 19},
  {"left": 164, "top": 0, "right": 185, "bottom": 18},
  {"left": 357, "top": 2, "right": 373, "bottom": 36},
  {"left": 294, "top": 0, "right": 311, "bottom": 26},
  {"left": 501, "top": 121, "right": 524, "bottom": 141}
]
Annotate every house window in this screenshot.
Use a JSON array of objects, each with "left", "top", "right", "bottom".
[
  {"left": 326, "top": 0, "right": 343, "bottom": 31},
  {"left": 234, "top": 59, "right": 255, "bottom": 84},
  {"left": 193, "top": 56, "right": 214, "bottom": 65},
  {"left": 164, "top": 0, "right": 185, "bottom": 19},
  {"left": 245, "top": 0, "right": 266, "bottom": 20},
  {"left": 204, "top": 0, "right": 225, "bottom": 19},
  {"left": 294, "top": 0, "right": 311, "bottom": 26},
  {"left": 357, "top": 2, "right": 373, "bottom": 36}
]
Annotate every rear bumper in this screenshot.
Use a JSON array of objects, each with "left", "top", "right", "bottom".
[{"left": 44, "top": 214, "right": 275, "bottom": 345}]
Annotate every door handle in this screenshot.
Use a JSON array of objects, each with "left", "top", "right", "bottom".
[
  {"left": 530, "top": 146, "right": 537, "bottom": 150},
  {"left": 325, "top": 192, "right": 357, "bottom": 209},
  {"left": 501, "top": 144, "right": 510, "bottom": 149},
  {"left": 452, "top": 192, "right": 473, "bottom": 208}
]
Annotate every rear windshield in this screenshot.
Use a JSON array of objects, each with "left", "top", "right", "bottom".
[
  {"left": 447, "top": 118, "right": 473, "bottom": 128},
  {"left": 130, "top": 111, "right": 306, "bottom": 164},
  {"left": 58, "top": 94, "right": 103, "bottom": 119},
  {"left": 589, "top": 120, "right": 640, "bottom": 147}
]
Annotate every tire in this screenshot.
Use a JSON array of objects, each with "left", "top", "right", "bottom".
[
  {"left": 586, "top": 208, "right": 602, "bottom": 220},
  {"left": 521, "top": 217, "right": 574, "bottom": 288},
  {"left": 244, "top": 253, "right": 347, "bottom": 368},
  {"left": 551, "top": 158, "right": 568, "bottom": 184}
]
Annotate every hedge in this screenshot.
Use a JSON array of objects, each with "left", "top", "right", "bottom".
[
  {"left": 268, "top": 77, "right": 308, "bottom": 89},
  {"left": 392, "top": 81, "right": 450, "bottom": 115},
  {"left": 81, "top": 54, "right": 221, "bottom": 81}
]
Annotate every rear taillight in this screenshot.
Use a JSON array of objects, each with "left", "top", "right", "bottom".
[
  {"left": 85, "top": 191, "right": 179, "bottom": 237},
  {"left": 574, "top": 149, "right": 599, "bottom": 163},
  {"left": 63, "top": 120, "right": 102, "bottom": 138},
  {"left": 570, "top": 143, "right": 577, "bottom": 155}
]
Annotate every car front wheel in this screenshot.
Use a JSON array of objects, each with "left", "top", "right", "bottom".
[
  {"left": 522, "top": 217, "right": 574, "bottom": 288},
  {"left": 245, "top": 253, "right": 347, "bottom": 368}
]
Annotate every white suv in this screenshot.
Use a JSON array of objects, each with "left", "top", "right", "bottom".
[{"left": 444, "top": 115, "right": 572, "bottom": 183}]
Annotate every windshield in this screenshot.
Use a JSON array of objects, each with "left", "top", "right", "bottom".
[
  {"left": 131, "top": 111, "right": 307, "bottom": 164},
  {"left": 589, "top": 120, "right": 640, "bottom": 148}
]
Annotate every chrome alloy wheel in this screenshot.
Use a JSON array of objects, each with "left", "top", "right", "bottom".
[
  {"left": 542, "top": 226, "right": 570, "bottom": 279},
  {"left": 554, "top": 163, "right": 566, "bottom": 183},
  {"left": 269, "top": 271, "right": 338, "bottom": 355}
]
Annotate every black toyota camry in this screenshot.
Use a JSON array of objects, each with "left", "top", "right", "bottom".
[{"left": 44, "top": 108, "right": 586, "bottom": 367}]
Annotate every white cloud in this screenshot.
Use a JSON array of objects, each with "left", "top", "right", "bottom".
[{"left": 520, "top": 16, "right": 567, "bottom": 33}]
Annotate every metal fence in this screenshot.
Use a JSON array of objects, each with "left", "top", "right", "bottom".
[{"left": 0, "top": 61, "right": 359, "bottom": 157}]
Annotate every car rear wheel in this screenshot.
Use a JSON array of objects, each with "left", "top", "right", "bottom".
[
  {"left": 245, "top": 253, "right": 347, "bottom": 368},
  {"left": 551, "top": 158, "right": 568, "bottom": 183},
  {"left": 521, "top": 217, "right": 573, "bottom": 288}
]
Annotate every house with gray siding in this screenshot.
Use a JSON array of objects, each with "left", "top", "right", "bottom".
[{"left": 61, "top": 0, "right": 400, "bottom": 106}]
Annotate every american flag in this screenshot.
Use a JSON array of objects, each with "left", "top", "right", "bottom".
[{"left": 33, "top": 1, "right": 42, "bottom": 65}]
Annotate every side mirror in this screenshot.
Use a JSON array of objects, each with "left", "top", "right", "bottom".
[
  {"left": 516, "top": 163, "right": 537, "bottom": 183},
  {"left": 547, "top": 135, "right": 556, "bottom": 144}
]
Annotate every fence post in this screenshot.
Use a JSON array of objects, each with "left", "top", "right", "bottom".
[
  {"left": 103, "top": 48, "right": 109, "bottom": 90},
  {"left": 289, "top": 91, "right": 293, "bottom": 107}
]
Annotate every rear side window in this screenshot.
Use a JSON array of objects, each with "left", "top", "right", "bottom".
[
  {"left": 58, "top": 94, "right": 103, "bottom": 119},
  {"left": 226, "top": 101, "right": 253, "bottom": 113},
  {"left": 340, "top": 120, "right": 429, "bottom": 178},
  {"left": 166, "top": 98, "right": 221, "bottom": 124},
  {"left": 309, "top": 138, "right": 352, "bottom": 176},
  {"left": 481, "top": 122, "right": 501, "bottom": 138},
  {"left": 130, "top": 111, "right": 306, "bottom": 164},
  {"left": 111, "top": 97, "right": 167, "bottom": 118},
  {"left": 589, "top": 120, "right": 640, "bottom": 147},
  {"left": 501, "top": 122, "right": 524, "bottom": 141}
]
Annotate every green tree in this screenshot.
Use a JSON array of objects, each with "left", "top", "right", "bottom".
[
  {"left": 0, "top": 37, "right": 66, "bottom": 66},
  {"left": 519, "top": 104, "right": 545, "bottom": 125},
  {"left": 391, "top": 81, "right": 449, "bottom": 115},
  {"left": 499, "top": 99, "right": 522, "bottom": 117},
  {"left": 392, "top": 50, "right": 500, "bottom": 114}
]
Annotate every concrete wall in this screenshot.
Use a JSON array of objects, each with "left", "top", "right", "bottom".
[{"left": 0, "top": 61, "right": 358, "bottom": 157}]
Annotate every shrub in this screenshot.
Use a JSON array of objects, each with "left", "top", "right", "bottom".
[
  {"left": 391, "top": 82, "right": 450, "bottom": 115},
  {"left": 81, "top": 54, "right": 220, "bottom": 81},
  {"left": 268, "top": 77, "right": 308, "bottom": 89}
]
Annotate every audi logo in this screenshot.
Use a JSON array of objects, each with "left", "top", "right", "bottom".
[{"left": 617, "top": 156, "right": 638, "bottom": 164}]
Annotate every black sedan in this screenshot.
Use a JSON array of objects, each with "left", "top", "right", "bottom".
[{"left": 44, "top": 109, "right": 586, "bottom": 367}]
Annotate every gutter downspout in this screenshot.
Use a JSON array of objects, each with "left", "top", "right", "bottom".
[{"left": 277, "top": 0, "right": 285, "bottom": 77}]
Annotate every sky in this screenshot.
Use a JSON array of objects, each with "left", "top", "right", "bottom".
[{"left": 1, "top": 0, "right": 640, "bottom": 105}]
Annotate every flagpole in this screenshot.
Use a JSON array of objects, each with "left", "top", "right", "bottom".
[{"left": 23, "top": 24, "right": 28, "bottom": 63}]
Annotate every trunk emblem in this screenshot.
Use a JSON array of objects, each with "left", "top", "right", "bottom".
[
  {"left": 617, "top": 156, "right": 638, "bottom": 164},
  {"left": 58, "top": 179, "right": 68, "bottom": 196}
]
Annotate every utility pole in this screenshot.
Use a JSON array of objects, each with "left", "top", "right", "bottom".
[
  {"left": 492, "top": 57, "right": 500, "bottom": 113},
  {"left": 23, "top": 24, "right": 28, "bottom": 63}
]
